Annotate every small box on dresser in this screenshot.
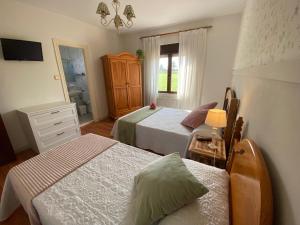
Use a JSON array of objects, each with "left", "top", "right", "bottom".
[{"left": 18, "top": 102, "right": 80, "bottom": 154}]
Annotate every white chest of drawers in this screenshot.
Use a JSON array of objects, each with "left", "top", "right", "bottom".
[{"left": 18, "top": 102, "right": 81, "bottom": 154}]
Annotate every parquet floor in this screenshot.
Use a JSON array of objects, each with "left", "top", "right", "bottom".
[{"left": 0, "top": 119, "right": 115, "bottom": 225}]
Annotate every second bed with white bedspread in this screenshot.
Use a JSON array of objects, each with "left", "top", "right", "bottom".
[{"left": 112, "top": 107, "right": 212, "bottom": 157}]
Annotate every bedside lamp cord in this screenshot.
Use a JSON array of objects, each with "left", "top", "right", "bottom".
[{"left": 213, "top": 149, "right": 217, "bottom": 167}]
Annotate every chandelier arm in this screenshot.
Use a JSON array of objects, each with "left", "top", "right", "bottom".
[
  {"left": 101, "top": 18, "right": 108, "bottom": 26},
  {"left": 121, "top": 18, "right": 129, "bottom": 28},
  {"left": 101, "top": 17, "right": 114, "bottom": 26},
  {"left": 107, "top": 18, "right": 114, "bottom": 26},
  {"left": 112, "top": 0, "right": 120, "bottom": 15},
  {"left": 122, "top": 18, "right": 133, "bottom": 28},
  {"left": 127, "top": 20, "right": 133, "bottom": 28}
]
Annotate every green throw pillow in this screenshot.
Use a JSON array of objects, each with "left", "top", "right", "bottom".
[{"left": 129, "top": 152, "right": 209, "bottom": 225}]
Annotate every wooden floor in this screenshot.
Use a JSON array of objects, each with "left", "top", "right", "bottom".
[
  {"left": 80, "top": 118, "right": 114, "bottom": 138},
  {"left": 0, "top": 119, "right": 115, "bottom": 225},
  {"left": 0, "top": 150, "right": 36, "bottom": 225}
]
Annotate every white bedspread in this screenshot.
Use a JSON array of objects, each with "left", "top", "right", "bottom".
[
  {"left": 136, "top": 108, "right": 193, "bottom": 157},
  {"left": 33, "top": 143, "right": 229, "bottom": 225},
  {"left": 112, "top": 107, "right": 207, "bottom": 157}
]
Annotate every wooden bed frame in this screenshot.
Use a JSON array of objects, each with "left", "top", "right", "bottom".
[
  {"left": 222, "top": 87, "right": 240, "bottom": 156},
  {"left": 228, "top": 139, "right": 273, "bottom": 225}
]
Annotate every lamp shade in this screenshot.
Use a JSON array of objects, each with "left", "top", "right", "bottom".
[{"left": 205, "top": 109, "right": 227, "bottom": 128}]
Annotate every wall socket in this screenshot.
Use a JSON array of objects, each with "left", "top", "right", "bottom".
[{"left": 54, "top": 75, "right": 61, "bottom": 80}]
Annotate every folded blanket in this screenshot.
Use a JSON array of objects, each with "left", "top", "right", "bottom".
[
  {"left": 0, "top": 134, "right": 117, "bottom": 225},
  {"left": 118, "top": 107, "right": 161, "bottom": 146}
]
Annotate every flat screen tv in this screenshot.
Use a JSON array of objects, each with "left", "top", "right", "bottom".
[{"left": 0, "top": 38, "right": 43, "bottom": 61}]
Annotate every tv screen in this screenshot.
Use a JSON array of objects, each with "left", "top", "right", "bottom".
[{"left": 0, "top": 38, "right": 43, "bottom": 61}]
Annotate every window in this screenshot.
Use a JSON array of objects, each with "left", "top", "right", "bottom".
[{"left": 158, "top": 43, "right": 179, "bottom": 93}]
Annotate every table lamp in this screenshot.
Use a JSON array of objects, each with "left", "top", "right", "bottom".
[{"left": 205, "top": 109, "right": 227, "bottom": 150}]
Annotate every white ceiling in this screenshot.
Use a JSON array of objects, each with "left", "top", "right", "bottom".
[{"left": 15, "top": 0, "right": 246, "bottom": 33}]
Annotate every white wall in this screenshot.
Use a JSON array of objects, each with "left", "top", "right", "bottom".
[
  {"left": 0, "top": 0, "right": 122, "bottom": 152},
  {"left": 232, "top": 0, "right": 300, "bottom": 224},
  {"left": 121, "top": 14, "right": 242, "bottom": 108},
  {"left": 0, "top": 2, "right": 241, "bottom": 153}
]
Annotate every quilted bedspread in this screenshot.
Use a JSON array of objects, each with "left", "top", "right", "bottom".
[{"left": 33, "top": 142, "right": 229, "bottom": 225}]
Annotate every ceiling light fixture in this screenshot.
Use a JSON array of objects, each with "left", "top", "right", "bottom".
[{"left": 96, "top": 0, "right": 136, "bottom": 31}]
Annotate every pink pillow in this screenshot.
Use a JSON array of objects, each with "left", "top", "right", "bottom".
[
  {"left": 181, "top": 102, "right": 218, "bottom": 129},
  {"left": 198, "top": 102, "right": 218, "bottom": 110}
]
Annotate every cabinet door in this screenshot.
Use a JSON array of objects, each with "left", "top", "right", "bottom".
[
  {"left": 110, "top": 59, "right": 130, "bottom": 113},
  {"left": 127, "top": 60, "right": 142, "bottom": 109}
]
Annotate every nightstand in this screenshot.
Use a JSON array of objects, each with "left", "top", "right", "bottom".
[{"left": 188, "top": 135, "right": 226, "bottom": 169}]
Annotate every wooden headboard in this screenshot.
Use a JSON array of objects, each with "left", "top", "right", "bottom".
[
  {"left": 222, "top": 87, "right": 240, "bottom": 155},
  {"left": 229, "top": 139, "right": 273, "bottom": 225}
]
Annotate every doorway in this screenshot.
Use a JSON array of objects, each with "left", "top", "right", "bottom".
[{"left": 53, "top": 40, "right": 94, "bottom": 125}]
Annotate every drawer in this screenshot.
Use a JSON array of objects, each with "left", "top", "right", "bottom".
[
  {"left": 35, "top": 116, "right": 78, "bottom": 137},
  {"left": 37, "top": 126, "right": 80, "bottom": 153},
  {"left": 30, "top": 107, "right": 76, "bottom": 126}
]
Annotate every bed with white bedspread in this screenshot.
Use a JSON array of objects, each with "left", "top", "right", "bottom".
[
  {"left": 33, "top": 140, "right": 229, "bottom": 225},
  {"left": 112, "top": 88, "right": 240, "bottom": 158},
  {"left": 0, "top": 134, "right": 229, "bottom": 225},
  {"left": 112, "top": 107, "right": 212, "bottom": 157}
]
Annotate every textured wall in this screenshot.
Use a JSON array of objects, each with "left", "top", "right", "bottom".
[
  {"left": 235, "top": 0, "right": 300, "bottom": 70},
  {"left": 232, "top": 0, "right": 300, "bottom": 224}
]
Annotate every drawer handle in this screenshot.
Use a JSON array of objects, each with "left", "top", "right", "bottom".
[
  {"left": 57, "top": 132, "right": 65, "bottom": 136},
  {"left": 51, "top": 111, "right": 60, "bottom": 114},
  {"left": 54, "top": 121, "right": 63, "bottom": 126}
]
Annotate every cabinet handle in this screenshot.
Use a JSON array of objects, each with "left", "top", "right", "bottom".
[
  {"left": 57, "top": 132, "right": 65, "bottom": 136},
  {"left": 54, "top": 121, "right": 63, "bottom": 126},
  {"left": 51, "top": 111, "right": 60, "bottom": 114}
]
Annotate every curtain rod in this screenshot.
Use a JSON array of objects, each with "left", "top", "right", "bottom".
[{"left": 139, "top": 26, "right": 213, "bottom": 40}]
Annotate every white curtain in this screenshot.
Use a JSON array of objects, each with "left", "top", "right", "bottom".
[
  {"left": 177, "top": 29, "right": 207, "bottom": 110},
  {"left": 142, "top": 36, "right": 160, "bottom": 105}
]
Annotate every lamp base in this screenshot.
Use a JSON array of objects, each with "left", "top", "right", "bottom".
[
  {"left": 208, "top": 127, "right": 218, "bottom": 150},
  {"left": 208, "top": 142, "right": 218, "bottom": 150}
]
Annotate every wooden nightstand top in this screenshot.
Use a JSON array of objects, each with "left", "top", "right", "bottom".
[{"left": 189, "top": 136, "right": 226, "bottom": 161}]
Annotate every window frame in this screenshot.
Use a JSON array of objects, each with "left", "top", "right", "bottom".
[{"left": 158, "top": 43, "right": 179, "bottom": 94}]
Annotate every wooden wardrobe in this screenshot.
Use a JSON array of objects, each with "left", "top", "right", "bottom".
[{"left": 102, "top": 52, "right": 143, "bottom": 119}]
